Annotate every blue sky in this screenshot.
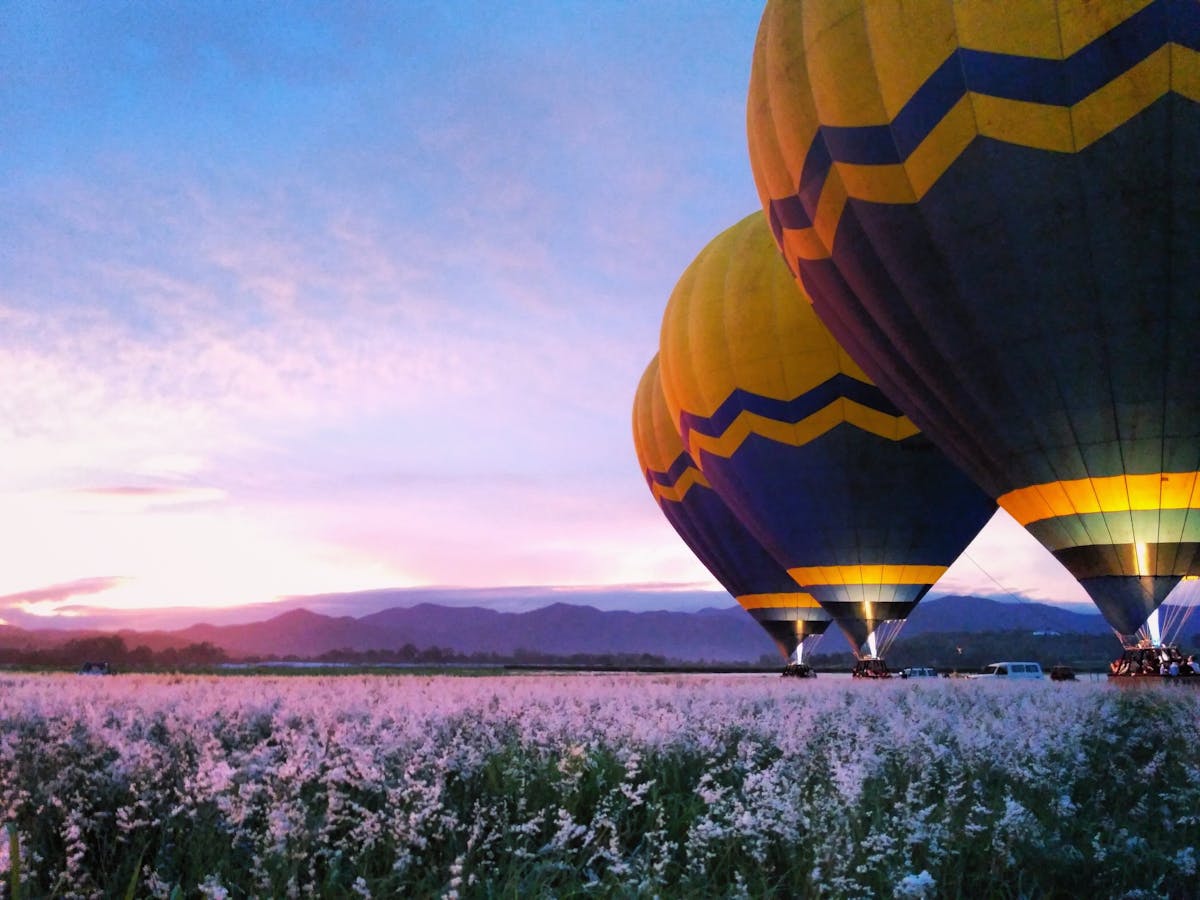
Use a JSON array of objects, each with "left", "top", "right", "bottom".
[{"left": 0, "top": 2, "right": 1090, "bottom": 629}]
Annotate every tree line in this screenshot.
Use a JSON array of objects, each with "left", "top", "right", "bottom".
[
  {"left": 5, "top": 628, "right": 1194, "bottom": 674},
  {"left": 308, "top": 645, "right": 772, "bottom": 670},
  {"left": 0, "top": 634, "right": 775, "bottom": 672},
  {"left": 0, "top": 635, "right": 228, "bottom": 670}
]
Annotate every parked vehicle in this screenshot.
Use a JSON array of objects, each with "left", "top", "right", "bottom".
[
  {"left": 975, "top": 661, "right": 1043, "bottom": 680},
  {"left": 900, "top": 667, "right": 938, "bottom": 679},
  {"left": 1049, "top": 665, "right": 1076, "bottom": 681}
]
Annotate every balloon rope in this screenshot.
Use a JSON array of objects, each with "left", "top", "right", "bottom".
[
  {"left": 961, "top": 550, "right": 1086, "bottom": 636},
  {"left": 1158, "top": 580, "right": 1200, "bottom": 646},
  {"left": 874, "top": 619, "right": 906, "bottom": 659},
  {"left": 960, "top": 551, "right": 1032, "bottom": 605}
]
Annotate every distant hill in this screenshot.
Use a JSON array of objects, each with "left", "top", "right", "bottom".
[
  {"left": 1, "top": 594, "right": 1192, "bottom": 664},
  {"left": 0, "top": 624, "right": 109, "bottom": 651},
  {"left": 905, "top": 595, "right": 1113, "bottom": 636},
  {"left": 1, "top": 604, "right": 777, "bottom": 664},
  {"left": 357, "top": 602, "right": 771, "bottom": 659},
  {"left": 171, "top": 609, "right": 382, "bottom": 658}
]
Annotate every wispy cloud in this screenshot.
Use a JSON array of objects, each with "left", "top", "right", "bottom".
[
  {"left": 70, "top": 486, "right": 227, "bottom": 510},
  {"left": 0, "top": 576, "right": 127, "bottom": 622}
]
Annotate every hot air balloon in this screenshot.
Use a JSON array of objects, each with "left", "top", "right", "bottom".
[
  {"left": 658, "top": 212, "right": 995, "bottom": 667},
  {"left": 633, "top": 354, "right": 831, "bottom": 671},
  {"left": 747, "top": 0, "right": 1200, "bottom": 646}
]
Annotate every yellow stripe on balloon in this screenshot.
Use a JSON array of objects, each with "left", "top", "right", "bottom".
[
  {"left": 844, "top": 401, "right": 921, "bottom": 442},
  {"left": 684, "top": 401, "right": 917, "bottom": 462},
  {"left": 649, "top": 467, "right": 710, "bottom": 505},
  {"left": 825, "top": 97, "right": 979, "bottom": 205},
  {"left": 835, "top": 161, "right": 917, "bottom": 206},
  {"left": 972, "top": 96, "right": 1075, "bottom": 152},
  {"left": 999, "top": 471, "right": 1200, "bottom": 526},
  {"left": 1171, "top": 44, "right": 1200, "bottom": 102},
  {"left": 904, "top": 94, "right": 979, "bottom": 197},
  {"left": 1071, "top": 46, "right": 1170, "bottom": 148},
  {"left": 787, "top": 564, "right": 948, "bottom": 587},
  {"left": 1055, "top": 0, "right": 1159, "bottom": 58},
  {"left": 736, "top": 592, "right": 822, "bottom": 610},
  {"left": 686, "top": 410, "right": 812, "bottom": 462},
  {"left": 778, "top": 205, "right": 836, "bottom": 265}
]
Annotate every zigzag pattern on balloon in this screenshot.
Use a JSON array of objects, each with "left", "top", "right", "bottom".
[
  {"left": 766, "top": 0, "right": 1200, "bottom": 261},
  {"left": 643, "top": 455, "right": 711, "bottom": 505},
  {"left": 677, "top": 374, "right": 917, "bottom": 461},
  {"left": 643, "top": 452, "right": 693, "bottom": 490}
]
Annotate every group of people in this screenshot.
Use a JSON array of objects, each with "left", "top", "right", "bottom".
[{"left": 1109, "top": 645, "right": 1200, "bottom": 677}]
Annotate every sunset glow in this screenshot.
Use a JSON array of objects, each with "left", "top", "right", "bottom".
[{"left": 0, "top": 3, "right": 1088, "bottom": 631}]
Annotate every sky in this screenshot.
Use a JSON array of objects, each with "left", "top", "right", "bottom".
[{"left": 0, "top": 2, "right": 1093, "bottom": 631}]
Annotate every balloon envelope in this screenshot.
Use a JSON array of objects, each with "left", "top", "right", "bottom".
[
  {"left": 633, "top": 355, "right": 830, "bottom": 660},
  {"left": 747, "top": 0, "right": 1200, "bottom": 637},
  {"left": 658, "top": 212, "right": 995, "bottom": 653}
]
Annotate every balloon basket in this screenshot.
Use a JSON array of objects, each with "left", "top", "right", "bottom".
[
  {"left": 1108, "top": 644, "right": 1199, "bottom": 680},
  {"left": 780, "top": 662, "right": 816, "bottom": 679},
  {"left": 851, "top": 657, "right": 892, "bottom": 679}
]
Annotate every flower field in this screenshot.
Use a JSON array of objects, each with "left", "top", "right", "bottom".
[{"left": 1, "top": 674, "right": 1198, "bottom": 899}]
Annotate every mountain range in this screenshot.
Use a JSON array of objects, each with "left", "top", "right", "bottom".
[{"left": 0, "top": 594, "right": 1137, "bottom": 663}]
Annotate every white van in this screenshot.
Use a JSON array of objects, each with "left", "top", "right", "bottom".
[{"left": 976, "top": 661, "right": 1043, "bottom": 679}]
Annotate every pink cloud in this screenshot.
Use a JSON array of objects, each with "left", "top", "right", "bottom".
[
  {"left": 0, "top": 576, "right": 126, "bottom": 609},
  {"left": 69, "top": 486, "right": 226, "bottom": 508}
]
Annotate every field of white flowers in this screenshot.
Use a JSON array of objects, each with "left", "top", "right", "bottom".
[{"left": 1, "top": 673, "right": 1197, "bottom": 899}]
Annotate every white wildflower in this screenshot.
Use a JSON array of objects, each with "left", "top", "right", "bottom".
[
  {"left": 895, "top": 869, "right": 936, "bottom": 899},
  {"left": 198, "top": 874, "right": 230, "bottom": 899},
  {"left": 1172, "top": 846, "right": 1196, "bottom": 877}
]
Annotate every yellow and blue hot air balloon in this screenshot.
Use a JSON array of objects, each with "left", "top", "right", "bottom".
[
  {"left": 633, "top": 354, "right": 831, "bottom": 665},
  {"left": 658, "top": 212, "right": 996, "bottom": 659},
  {"left": 747, "top": 0, "right": 1200, "bottom": 641}
]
